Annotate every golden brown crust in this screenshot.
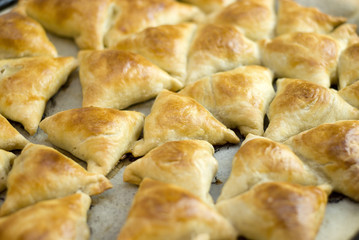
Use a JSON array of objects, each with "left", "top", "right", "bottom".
[
  {"left": 264, "top": 78, "right": 359, "bottom": 142},
  {"left": 0, "top": 149, "right": 16, "bottom": 192},
  {"left": 0, "top": 9, "right": 57, "bottom": 59},
  {"left": 285, "top": 120, "right": 359, "bottom": 201},
  {"left": 132, "top": 90, "right": 239, "bottom": 157},
  {"left": 20, "top": 0, "right": 115, "bottom": 50},
  {"left": 0, "top": 56, "right": 77, "bottom": 135},
  {"left": 180, "top": 65, "right": 274, "bottom": 136},
  {"left": 209, "top": 0, "right": 275, "bottom": 41},
  {"left": 0, "top": 114, "right": 28, "bottom": 151},
  {"left": 117, "top": 178, "right": 237, "bottom": 240},
  {"left": 217, "top": 182, "right": 328, "bottom": 240},
  {"left": 113, "top": 23, "right": 197, "bottom": 82},
  {"left": 40, "top": 107, "right": 145, "bottom": 175},
  {"left": 124, "top": 140, "right": 217, "bottom": 204},
  {"left": 218, "top": 134, "right": 321, "bottom": 202},
  {"left": 276, "top": 0, "right": 346, "bottom": 36},
  {"left": 186, "top": 23, "right": 260, "bottom": 84},
  {"left": 0, "top": 193, "right": 91, "bottom": 240},
  {"left": 180, "top": 0, "right": 235, "bottom": 13},
  {"left": 339, "top": 80, "right": 359, "bottom": 108},
  {"left": 105, "top": 0, "right": 203, "bottom": 47},
  {"left": 0, "top": 143, "right": 112, "bottom": 216},
  {"left": 260, "top": 32, "right": 340, "bottom": 87},
  {"left": 338, "top": 43, "right": 359, "bottom": 89},
  {"left": 79, "top": 49, "right": 183, "bottom": 110}
]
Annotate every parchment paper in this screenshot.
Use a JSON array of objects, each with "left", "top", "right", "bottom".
[{"left": 1, "top": 1, "right": 359, "bottom": 239}]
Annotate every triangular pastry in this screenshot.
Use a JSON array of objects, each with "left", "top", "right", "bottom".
[
  {"left": 338, "top": 42, "right": 359, "bottom": 89},
  {"left": 0, "top": 8, "right": 57, "bottom": 59},
  {"left": 0, "top": 114, "right": 28, "bottom": 151},
  {"left": 124, "top": 140, "right": 218, "bottom": 204},
  {"left": 180, "top": 0, "right": 235, "bottom": 13},
  {"left": 0, "top": 193, "right": 91, "bottom": 240},
  {"left": 113, "top": 23, "right": 197, "bottom": 82},
  {"left": 276, "top": 0, "right": 346, "bottom": 36},
  {"left": 260, "top": 24, "right": 359, "bottom": 87},
  {"left": 216, "top": 182, "right": 328, "bottom": 240},
  {"left": 264, "top": 78, "right": 359, "bottom": 142},
  {"left": 285, "top": 120, "right": 359, "bottom": 201},
  {"left": 0, "top": 149, "right": 16, "bottom": 192},
  {"left": 208, "top": 0, "right": 276, "bottom": 41},
  {"left": 0, "top": 143, "right": 112, "bottom": 216},
  {"left": 339, "top": 80, "right": 359, "bottom": 108},
  {"left": 79, "top": 50, "right": 183, "bottom": 110},
  {"left": 217, "top": 134, "right": 322, "bottom": 202},
  {"left": 117, "top": 178, "right": 237, "bottom": 240},
  {"left": 19, "top": 0, "right": 115, "bottom": 50},
  {"left": 186, "top": 23, "right": 260, "bottom": 85},
  {"left": 40, "top": 107, "right": 145, "bottom": 175},
  {"left": 0, "top": 56, "right": 77, "bottom": 135},
  {"left": 180, "top": 66, "right": 275, "bottom": 136},
  {"left": 132, "top": 90, "right": 240, "bottom": 157},
  {"left": 105, "top": 0, "right": 203, "bottom": 47}
]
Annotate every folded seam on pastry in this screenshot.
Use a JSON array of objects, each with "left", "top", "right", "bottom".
[
  {"left": 124, "top": 140, "right": 218, "bottom": 204},
  {"left": 217, "top": 133, "right": 325, "bottom": 202},
  {"left": 216, "top": 181, "right": 329, "bottom": 240},
  {"left": 117, "top": 178, "right": 237, "bottom": 240},
  {"left": 0, "top": 143, "right": 112, "bottom": 216},
  {"left": 264, "top": 78, "right": 359, "bottom": 142},
  {"left": 0, "top": 56, "right": 78, "bottom": 135},
  {"left": 180, "top": 65, "right": 275, "bottom": 136},
  {"left": 284, "top": 120, "right": 359, "bottom": 201},
  {"left": 79, "top": 49, "right": 183, "bottom": 110},
  {"left": 104, "top": 0, "right": 204, "bottom": 48},
  {"left": 0, "top": 192, "right": 91, "bottom": 240},
  {"left": 40, "top": 107, "right": 145, "bottom": 176},
  {"left": 0, "top": 7, "right": 57, "bottom": 59},
  {"left": 131, "top": 89, "right": 240, "bottom": 157}
]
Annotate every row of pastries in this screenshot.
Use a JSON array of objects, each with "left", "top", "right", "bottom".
[{"left": 0, "top": 0, "right": 359, "bottom": 239}]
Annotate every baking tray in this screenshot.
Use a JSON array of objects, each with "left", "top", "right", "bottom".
[{"left": 1, "top": 1, "right": 359, "bottom": 239}]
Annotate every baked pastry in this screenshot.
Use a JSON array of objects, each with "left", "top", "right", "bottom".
[
  {"left": 0, "top": 114, "right": 28, "bottom": 151},
  {"left": 259, "top": 24, "right": 359, "bottom": 87},
  {"left": 40, "top": 107, "right": 145, "bottom": 175},
  {"left": 216, "top": 182, "right": 328, "bottom": 240},
  {"left": 79, "top": 49, "right": 183, "bottom": 110},
  {"left": 186, "top": 23, "right": 260, "bottom": 84},
  {"left": 208, "top": 0, "right": 276, "bottom": 41},
  {"left": 0, "top": 8, "right": 57, "bottom": 59},
  {"left": 132, "top": 90, "right": 240, "bottom": 157},
  {"left": 276, "top": 0, "right": 346, "bottom": 36},
  {"left": 124, "top": 140, "right": 217, "bottom": 204},
  {"left": 339, "top": 80, "right": 359, "bottom": 108},
  {"left": 0, "top": 150, "right": 16, "bottom": 192},
  {"left": 264, "top": 78, "right": 359, "bottom": 142},
  {"left": 285, "top": 120, "right": 359, "bottom": 201},
  {"left": 180, "top": 0, "right": 235, "bottom": 13},
  {"left": 0, "top": 143, "right": 112, "bottom": 216},
  {"left": 0, "top": 56, "right": 77, "bottom": 135},
  {"left": 19, "top": 0, "right": 115, "bottom": 50},
  {"left": 117, "top": 178, "right": 237, "bottom": 240},
  {"left": 338, "top": 42, "right": 359, "bottom": 89},
  {"left": 217, "top": 134, "right": 321, "bottom": 202},
  {"left": 0, "top": 193, "right": 91, "bottom": 240},
  {"left": 113, "top": 23, "right": 197, "bottom": 83},
  {"left": 104, "top": 0, "right": 203, "bottom": 47},
  {"left": 180, "top": 65, "right": 275, "bottom": 136}
]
